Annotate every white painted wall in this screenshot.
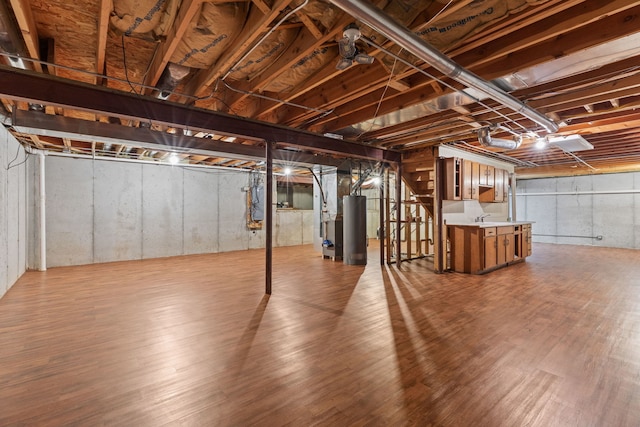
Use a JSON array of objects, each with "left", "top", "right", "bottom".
[
  {"left": 0, "top": 126, "right": 27, "bottom": 299},
  {"left": 516, "top": 172, "right": 640, "bottom": 249},
  {"left": 38, "top": 156, "right": 313, "bottom": 268}
]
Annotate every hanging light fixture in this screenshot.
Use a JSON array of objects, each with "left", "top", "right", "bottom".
[{"left": 336, "top": 24, "right": 374, "bottom": 70}]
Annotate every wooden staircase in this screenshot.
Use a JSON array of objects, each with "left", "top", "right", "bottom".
[{"left": 400, "top": 149, "right": 436, "bottom": 218}]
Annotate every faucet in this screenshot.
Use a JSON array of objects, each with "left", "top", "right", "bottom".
[{"left": 475, "top": 213, "right": 490, "bottom": 222}]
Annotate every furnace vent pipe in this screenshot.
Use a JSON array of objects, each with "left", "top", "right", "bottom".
[{"left": 329, "top": 0, "right": 559, "bottom": 133}]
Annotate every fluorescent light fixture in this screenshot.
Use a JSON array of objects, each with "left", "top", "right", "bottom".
[{"left": 547, "top": 134, "right": 593, "bottom": 152}]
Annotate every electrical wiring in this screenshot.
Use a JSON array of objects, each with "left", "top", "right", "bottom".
[
  {"left": 356, "top": 52, "right": 400, "bottom": 140},
  {"left": 121, "top": 34, "right": 141, "bottom": 95},
  {"left": 362, "top": 36, "right": 530, "bottom": 135},
  {"left": 221, "top": 80, "right": 333, "bottom": 115},
  {"left": 426, "top": 0, "right": 456, "bottom": 25},
  {"left": 6, "top": 141, "right": 30, "bottom": 170},
  {"left": 352, "top": 0, "right": 464, "bottom": 140}
]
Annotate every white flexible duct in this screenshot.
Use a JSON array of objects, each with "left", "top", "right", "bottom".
[{"left": 328, "top": 0, "right": 559, "bottom": 133}]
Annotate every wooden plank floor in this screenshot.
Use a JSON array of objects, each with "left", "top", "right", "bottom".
[{"left": 1, "top": 243, "right": 639, "bottom": 426}]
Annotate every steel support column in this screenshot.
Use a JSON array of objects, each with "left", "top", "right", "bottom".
[
  {"left": 379, "top": 165, "right": 385, "bottom": 265},
  {"left": 395, "top": 163, "right": 402, "bottom": 268},
  {"left": 434, "top": 156, "right": 445, "bottom": 273},
  {"left": 265, "top": 142, "right": 273, "bottom": 294}
]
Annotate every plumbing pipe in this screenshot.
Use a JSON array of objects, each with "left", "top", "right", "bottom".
[
  {"left": 518, "top": 189, "right": 640, "bottom": 196},
  {"left": 39, "top": 151, "right": 46, "bottom": 271},
  {"left": 510, "top": 173, "right": 517, "bottom": 223},
  {"left": 328, "top": 0, "right": 559, "bottom": 133}
]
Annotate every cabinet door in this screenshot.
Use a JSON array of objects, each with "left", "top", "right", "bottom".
[
  {"left": 471, "top": 161, "right": 480, "bottom": 199},
  {"left": 479, "top": 165, "right": 494, "bottom": 187},
  {"left": 504, "top": 233, "right": 515, "bottom": 263},
  {"left": 496, "top": 226, "right": 515, "bottom": 265},
  {"left": 461, "top": 159, "right": 474, "bottom": 199},
  {"left": 484, "top": 235, "right": 498, "bottom": 270},
  {"left": 444, "top": 158, "right": 461, "bottom": 200}
]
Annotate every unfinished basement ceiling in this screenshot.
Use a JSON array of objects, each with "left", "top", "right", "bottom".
[{"left": 1, "top": 0, "right": 640, "bottom": 178}]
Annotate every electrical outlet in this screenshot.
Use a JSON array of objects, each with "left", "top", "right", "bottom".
[{"left": 596, "top": 235, "right": 603, "bottom": 240}]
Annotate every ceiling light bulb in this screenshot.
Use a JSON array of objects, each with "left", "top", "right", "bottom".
[
  {"left": 284, "top": 167, "right": 292, "bottom": 175},
  {"left": 535, "top": 138, "right": 547, "bottom": 149},
  {"left": 372, "top": 177, "right": 381, "bottom": 186},
  {"left": 168, "top": 153, "right": 180, "bottom": 164},
  {"left": 336, "top": 57, "right": 353, "bottom": 70}
]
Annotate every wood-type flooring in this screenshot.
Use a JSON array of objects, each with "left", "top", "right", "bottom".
[{"left": 1, "top": 243, "right": 639, "bottom": 426}]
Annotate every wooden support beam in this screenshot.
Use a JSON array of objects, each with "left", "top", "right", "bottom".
[
  {"left": 297, "top": 11, "right": 323, "bottom": 40},
  {"left": 251, "top": 0, "right": 270, "bottom": 14},
  {"left": 388, "top": 79, "right": 411, "bottom": 92},
  {"left": 96, "top": 0, "right": 112, "bottom": 84},
  {"left": 187, "top": 0, "right": 295, "bottom": 97},
  {"left": 144, "top": 0, "right": 204, "bottom": 89}
]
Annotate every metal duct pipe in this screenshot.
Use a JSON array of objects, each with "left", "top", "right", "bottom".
[
  {"left": 477, "top": 127, "right": 522, "bottom": 150},
  {"left": 328, "top": 0, "right": 559, "bottom": 133},
  {"left": 156, "top": 63, "right": 191, "bottom": 99},
  {"left": 0, "top": 0, "right": 32, "bottom": 70}
]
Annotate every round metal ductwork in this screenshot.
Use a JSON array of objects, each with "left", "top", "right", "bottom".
[{"left": 477, "top": 127, "right": 522, "bottom": 150}]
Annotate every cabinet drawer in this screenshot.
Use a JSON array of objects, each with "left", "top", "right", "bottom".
[
  {"left": 483, "top": 227, "right": 497, "bottom": 237},
  {"left": 497, "top": 226, "right": 514, "bottom": 235}
]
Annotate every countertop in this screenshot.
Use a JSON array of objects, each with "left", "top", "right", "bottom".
[{"left": 446, "top": 221, "right": 534, "bottom": 228}]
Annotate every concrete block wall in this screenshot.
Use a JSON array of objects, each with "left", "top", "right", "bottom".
[
  {"left": 39, "top": 156, "right": 313, "bottom": 268},
  {"left": 516, "top": 172, "right": 640, "bottom": 249},
  {"left": 0, "top": 126, "right": 27, "bottom": 298}
]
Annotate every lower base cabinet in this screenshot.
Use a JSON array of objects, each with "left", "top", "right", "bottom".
[{"left": 449, "top": 223, "right": 531, "bottom": 274}]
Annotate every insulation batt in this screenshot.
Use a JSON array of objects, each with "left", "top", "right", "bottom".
[
  {"left": 172, "top": 2, "right": 248, "bottom": 69},
  {"left": 111, "top": 0, "right": 178, "bottom": 39}
]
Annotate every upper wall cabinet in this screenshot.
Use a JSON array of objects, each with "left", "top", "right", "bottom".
[
  {"left": 444, "top": 157, "right": 462, "bottom": 200},
  {"left": 444, "top": 157, "right": 510, "bottom": 203}
]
